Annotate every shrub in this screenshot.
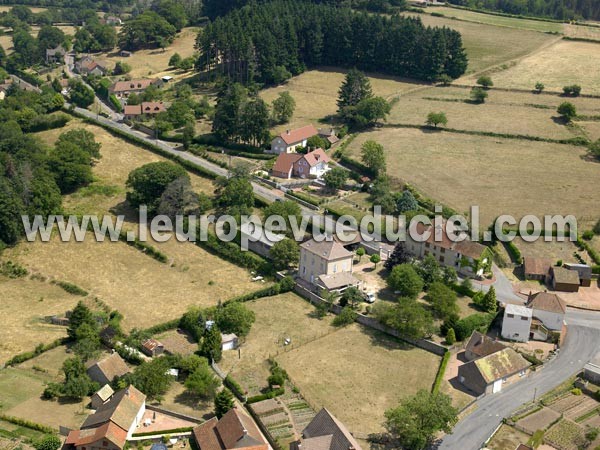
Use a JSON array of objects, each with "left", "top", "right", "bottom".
[
  {"left": 0, "top": 260, "right": 28, "bottom": 278},
  {"left": 563, "top": 85, "right": 582, "bottom": 97},
  {"left": 571, "top": 388, "right": 582, "bottom": 396},
  {"left": 224, "top": 375, "right": 245, "bottom": 401},
  {"left": 476, "top": 76, "right": 493, "bottom": 89},
  {"left": 453, "top": 313, "right": 493, "bottom": 341},
  {"left": 470, "top": 87, "right": 488, "bottom": 104},
  {"left": 557, "top": 102, "right": 577, "bottom": 121},
  {"left": 534, "top": 82, "right": 545, "bottom": 93},
  {"left": 53, "top": 281, "right": 88, "bottom": 296},
  {"left": 332, "top": 307, "right": 357, "bottom": 327}
]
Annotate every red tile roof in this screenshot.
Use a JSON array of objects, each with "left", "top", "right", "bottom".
[
  {"left": 192, "top": 407, "right": 268, "bottom": 450},
  {"left": 523, "top": 257, "right": 553, "bottom": 277},
  {"left": 124, "top": 104, "right": 142, "bottom": 115},
  {"left": 527, "top": 292, "right": 567, "bottom": 314},
  {"left": 111, "top": 79, "right": 158, "bottom": 93},
  {"left": 272, "top": 153, "right": 302, "bottom": 175},
  {"left": 302, "top": 148, "right": 331, "bottom": 168},
  {"left": 66, "top": 422, "right": 128, "bottom": 448},
  {"left": 278, "top": 125, "right": 318, "bottom": 145}
]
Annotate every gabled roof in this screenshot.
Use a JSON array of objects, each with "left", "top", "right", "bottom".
[
  {"left": 111, "top": 78, "right": 158, "bottom": 93},
  {"left": 94, "top": 384, "right": 115, "bottom": 402},
  {"left": 87, "top": 352, "right": 131, "bottom": 383},
  {"left": 272, "top": 153, "right": 302, "bottom": 174},
  {"left": 124, "top": 104, "right": 142, "bottom": 115},
  {"left": 66, "top": 421, "right": 128, "bottom": 448},
  {"left": 523, "top": 257, "right": 553, "bottom": 277},
  {"left": 453, "top": 240, "right": 488, "bottom": 260},
  {"left": 82, "top": 385, "right": 146, "bottom": 431},
  {"left": 300, "top": 239, "right": 353, "bottom": 261},
  {"left": 465, "top": 331, "right": 505, "bottom": 358},
  {"left": 192, "top": 407, "right": 267, "bottom": 450},
  {"left": 142, "top": 338, "right": 163, "bottom": 353},
  {"left": 471, "top": 348, "right": 531, "bottom": 384},
  {"left": 277, "top": 125, "right": 318, "bottom": 145},
  {"left": 298, "top": 408, "right": 363, "bottom": 450},
  {"left": 527, "top": 292, "right": 567, "bottom": 315},
  {"left": 301, "top": 148, "right": 331, "bottom": 168}
]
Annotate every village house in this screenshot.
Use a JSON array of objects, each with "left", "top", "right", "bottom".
[
  {"left": 464, "top": 331, "right": 506, "bottom": 361},
  {"left": 91, "top": 384, "right": 115, "bottom": 409},
  {"left": 549, "top": 266, "right": 580, "bottom": 292},
  {"left": 317, "top": 127, "right": 340, "bottom": 146},
  {"left": 75, "top": 56, "right": 108, "bottom": 77},
  {"left": 298, "top": 238, "right": 360, "bottom": 292},
  {"left": 46, "top": 45, "right": 66, "bottom": 64},
  {"left": 526, "top": 291, "right": 566, "bottom": 331},
  {"left": 522, "top": 257, "right": 553, "bottom": 281},
  {"left": 123, "top": 102, "right": 167, "bottom": 120},
  {"left": 271, "top": 148, "right": 331, "bottom": 179},
  {"left": 86, "top": 352, "right": 131, "bottom": 385},
  {"left": 405, "top": 222, "right": 492, "bottom": 278},
  {"left": 458, "top": 347, "right": 531, "bottom": 395},
  {"left": 65, "top": 385, "right": 146, "bottom": 450},
  {"left": 141, "top": 338, "right": 164, "bottom": 357},
  {"left": 583, "top": 351, "right": 600, "bottom": 384},
  {"left": 501, "top": 304, "right": 533, "bottom": 343},
  {"left": 290, "top": 408, "right": 363, "bottom": 450},
  {"left": 269, "top": 125, "right": 318, "bottom": 154},
  {"left": 110, "top": 79, "right": 160, "bottom": 98},
  {"left": 192, "top": 406, "right": 268, "bottom": 450},
  {"left": 501, "top": 292, "right": 566, "bottom": 343}
]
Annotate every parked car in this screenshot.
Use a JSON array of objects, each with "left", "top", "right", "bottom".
[{"left": 364, "top": 292, "right": 376, "bottom": 303}]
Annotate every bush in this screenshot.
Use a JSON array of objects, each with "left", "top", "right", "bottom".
[
  {"left": 571, "top": 388, "right": 582, "bottom": 396},
  {"left": 246, "top": 387, "right": 285, "bottom": 404},
  {"left": 504, "top": 241, "right": 522, "bottom": 264},
  {"left": 332, "top": 307, "right": 357, "bottom": 327},
  {"left": 0, "top": 260, "right": 29, "bottom": 278},
  {"left": 53, "top": 281, "right": 88, "bottom": 296},
  {"left": 476, "top": 76, "right": 493, "bottom": 89},
  {"left": 224, "top": 375, "right": 246, "bottom": 401},
  {"left": 563, "top": 85, "right": 582, "bottom": 97},
  {"left": 432, "top": 351, "right": 451, "bottom": 393},
  {"left": 534, "top": 82, "right": 545, "bottom": 93},
  {"left": 557, "top": 102, "right": 577, "bottom": 121},
  {"left": 583, "top": 230, "right": 594, "bottom": 241},
  {"left": 109, "top": 94, "right": 122, "bottom": 112},
  {"left": 453, "top": 313, "right": 493, "bottom": 341}
]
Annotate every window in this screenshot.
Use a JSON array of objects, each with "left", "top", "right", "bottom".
[
  {"left": 439, "top": 256, "right": 445, "bottom": 263},
  {"left": 507, "top": 313, "right": 514, "bottom": 318},
  {"left": 425, "top": 242, "right": 430, "bottom": 248},
  {"left": 441, "top": 247, "right": 446, "bottom": 254},
  {"left": 103, "top": 441, "right": 108, "bottom": 447},
  {"left": 521, "top": 316, "right": 528, "bottom": 321}
]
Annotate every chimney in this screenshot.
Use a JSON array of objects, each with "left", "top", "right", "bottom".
[
  {"left": 125, "top": 388, "right": 130, "bottom": 397},
  {"left": 286, "top": 130, "right": 290, "bottom": 135},
  {"left": 242, "top": 428, "right": 248, "bottom": 436}
]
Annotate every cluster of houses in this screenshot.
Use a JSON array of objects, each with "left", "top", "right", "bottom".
[
  {"left": 523, "top": 257, "right": 592, "bottom": 292},
  {"left": 458, "top": 332, "right": 531, "bottom": 395}
]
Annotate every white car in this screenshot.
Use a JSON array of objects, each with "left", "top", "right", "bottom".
[{"left": 364, "top": 292, "right": 376, "bottom": 303}]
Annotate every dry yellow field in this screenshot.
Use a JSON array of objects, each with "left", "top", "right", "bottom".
[
  {"left": 260, "top": 68, "right": 421, "bottom": 133},
  {"left": 0, "top": 6, "right": 48, "bottom": 13},
  {"left": 345, "top": 127, "right": 600, "bottom": 228},
  {"left": 564, "top": 23, "right": 600, "bottom": 40},
  {"left": 405, "top": 12, "right": 557, "bottom": 74},
  {"left": 389, "top": 86, "right": 579, "bottom": 140},
  {"left": 483, "top": 40, "right": 600, "bottom": 94},
  {"left": 580, "top": 121, "right": 600, "bottom": 142},
  {"left": 513, "top": 237, "right": 587, "bottom": 263},
  {"left": 0, "top": 277, "right": 77, "bottom": 364},
  {"left": 4, "top": 235, "right": 259, "bottom": 331},
  {"left": 219, "top": 292, "right": 335, "bottom": 396},
  {"left": 98, "top": 27, "right": 198, "bottom": 78},
  {"left": 276, "top": 323, "right": 440, "bottom": 435}
]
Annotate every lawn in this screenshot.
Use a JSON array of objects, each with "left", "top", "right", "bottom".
[
  {"left": 152, "top": 381, "right": 214, "bottom": 421},
  {"left": 482, "top": 40, "right": 600, "bottom": 95},
  {"left": 404, "top": 12, "right": 557, "bottom": 74},
  {"left": 512, "top": 238, "right": 588, "bottom": 264},
  {"left": 97, "top": 27, "right": 199, "bottom": 79},
  {"left": 344, "top": 127, "right": 600, "bottom": 229},
  {"left": 260, "top": 68, "right": 421, "bottom": 133},
  {"left": 0, "top": 276, "right": 78, "bottom": 364},
  {"left": 219, "top": 292, "right": 335, "bottom": 396},
  {"left": 426, "top": 7, "right": 564, "bottom": 33},
  {"left": 388, "top": 86, "right": 579, "bottom": 140},
  {"left": 276, "top": 323, "right": 441, "bottom": 435}
]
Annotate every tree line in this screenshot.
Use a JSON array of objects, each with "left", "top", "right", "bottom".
[
  {"left": 448, "top": 0, "right": 600, "bottom": 21},
  {"left": 196, "top": 0, "right": 468, "bottom": 86}
]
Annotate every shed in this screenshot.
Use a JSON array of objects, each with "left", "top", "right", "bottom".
[
  {"left": 221, "top": 333, "right": 239, "bottom": 351},
  {"left": 583, "top": 351, "right": 600, "bottom": 384},
  {"left": 86, "top": 352, "right": 131, "bottom": 385},
  {"left": 549, "top": 267, "right": 580, "bottom": 292},
  {"left": 141, "top": 338, "right": 164, "bottom": 357},
  {"left": 564, "top": 263, "right": 592, "bottom": 287}
]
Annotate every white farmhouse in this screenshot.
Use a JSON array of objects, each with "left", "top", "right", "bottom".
[{"left": 501, "top": 304, "right": 532, "bottom": 343}]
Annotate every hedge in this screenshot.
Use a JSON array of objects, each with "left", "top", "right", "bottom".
[
  {"left": 26, "top": 113, "right": 70, "bottom": 132},
  {"left": 132, "top": 427, "right": 194, "bottom": 437},
  {"left": 246, "top": 387, "right": 285, "bottom": 404},
  {"left": 193, "top": 133, "right": 267, "bottom": 154},
  {"left": 576, "top": 236, "right": 600, "bottom": 265},
  {"left": 432, "top": 351, "right": 451, "bottom": 394},
  {"left": 224, "top": 375, "right": 246, "bottom": 401},
  {"left": 504, "top": 241, "right": 522, "bottom": 264},
  {"left": 52, "top": 280, "right": 88, "bottom": 296},
  {"left": 285, "top": 190, "right": 322, "bottom": 207},
  {"left": 224, "top": 277, "right": 294, "bottom": 305},
  {"left": 108, "top": 94, "right": 122, "bottom": 113},
  {"left": 0, "top": 415, "right": 57, "bottom": 434},
  {"left": 141, "top": 318, "right": 180, "bottom": 336},
  {"left": 453, "top": 313, "right": 494, "bottom": 341},
  {"left": 118, "top": 231, "right": 168, "bottom": 263},
  {"left": 5, "top": 338, "right": 68, "bottom": 366},
  {"left": 195, "top": 232, "right": 270, "bottom": 273}
]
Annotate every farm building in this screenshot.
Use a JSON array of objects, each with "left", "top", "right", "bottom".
[
  {"left": 465, "top": 331, "right": 506, "bottom": 361},
  {"left": 522, "top": 257, "right": 552, "bottom": 281},
  {"left": 65, "top": 385, "right": 146, "bottom": 450},
  {"left": 564, "top": 263, "right": 592, "bottom": 287},
  {"left": 501, "top": 304, "right": 533, "bottom": 343},
  {"left": 91, "top": 384, "right": 114, "bottom": 409},
  {"left": 458, "top": 348, "right": 531, "bottom": 395},
  {"left": 221, "top": 333, "right": 239, "bottom": 351},
  {"left": 86, "top": 352, "right": 131, "bottom": 386},
  {"left": 549, "top": 266, "right": 580, "bottom": 292},
  {"left": 192, "top": 406, "right": 268, "bottom": 450},
  {"left": 271, "top": 148, "right": 331, "bottom": 179},
  {"left": 141, "top": 338, "right": 164, "bottom": 357},
  {"left": 239, "top": 220, "right": 285, "bottom": 257},
  {"left": 583, "top": 351, "right": 600, "bottom": 384},
  {"left": 291, "top": 408, "right": 363, "bottom": 450},
  {"left": 269, "top": 124, "right": 318, "bottom": 154}
]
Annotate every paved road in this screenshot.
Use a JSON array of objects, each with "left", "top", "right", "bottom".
[
  {"left": 440, "top": 309, "right": 600, "bottom": 450},
  {"left": 469, "top": 265, "right": 523, "bottom": 304}
]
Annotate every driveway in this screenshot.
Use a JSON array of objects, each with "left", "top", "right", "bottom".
[{"left": 439, "top": 310, "right": 600, "bottom": 450}]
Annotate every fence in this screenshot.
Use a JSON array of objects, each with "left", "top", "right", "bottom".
[{"left": 292, "top": 283, "right": 447, "bottom": 356}]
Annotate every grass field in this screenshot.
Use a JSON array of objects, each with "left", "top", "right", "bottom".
[
  {"left": 0, "top": 356, "right": 88, "bottom": 430},
  {"left": 484, "top": 40, "right": 600, "bottom": 94},
  {"left": 276, "top": 323, "right": 440, "bottom": 435},
  {"left": 513, "top": 237, "right": 587, "bottom": 264},
  {"left": 564, "top": 23, "right": 600, "bottom": 40},
  {"left": 426, "top": 7, "right": 564, "bottom": 33},
  {"left": 404, "top": 12, "right": 557, "bottom": 74},
  {"left": 344, "top": 127, "right": 600, "bottom": 228},
  {"left": 388, "top": 86, "right": 578, "bottom": 140},
  {"left": 260, "top": 68, "right": 421, "bottom": 133},
  {"left": 97, "top": 27, "right": 198, "bottom": 79},
  {"left": 0, "top": 277, "right": 77, "bottom": 364},
  {"left": 219, "top": 293, "right": 335, "bottom": 396}
]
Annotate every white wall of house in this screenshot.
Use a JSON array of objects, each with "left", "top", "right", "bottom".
[
  {"left": 310, "top": 162, "right": 330, "bottom": 178},
  {"left": 298, "top": 250, "right": 353, "bottom": 285},
  {"left": 531, "top": 309, "right": 564, "bottom": 331},
  {"left": 501, "top": 311, "right": 531, "bottom": 342},
  {"left": 126, "top": 401, "right": 146, "bottom": 439}
]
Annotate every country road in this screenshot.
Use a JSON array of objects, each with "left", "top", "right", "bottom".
[{"left": 439, "top": 308, "right": 600, "bottom": 450}]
